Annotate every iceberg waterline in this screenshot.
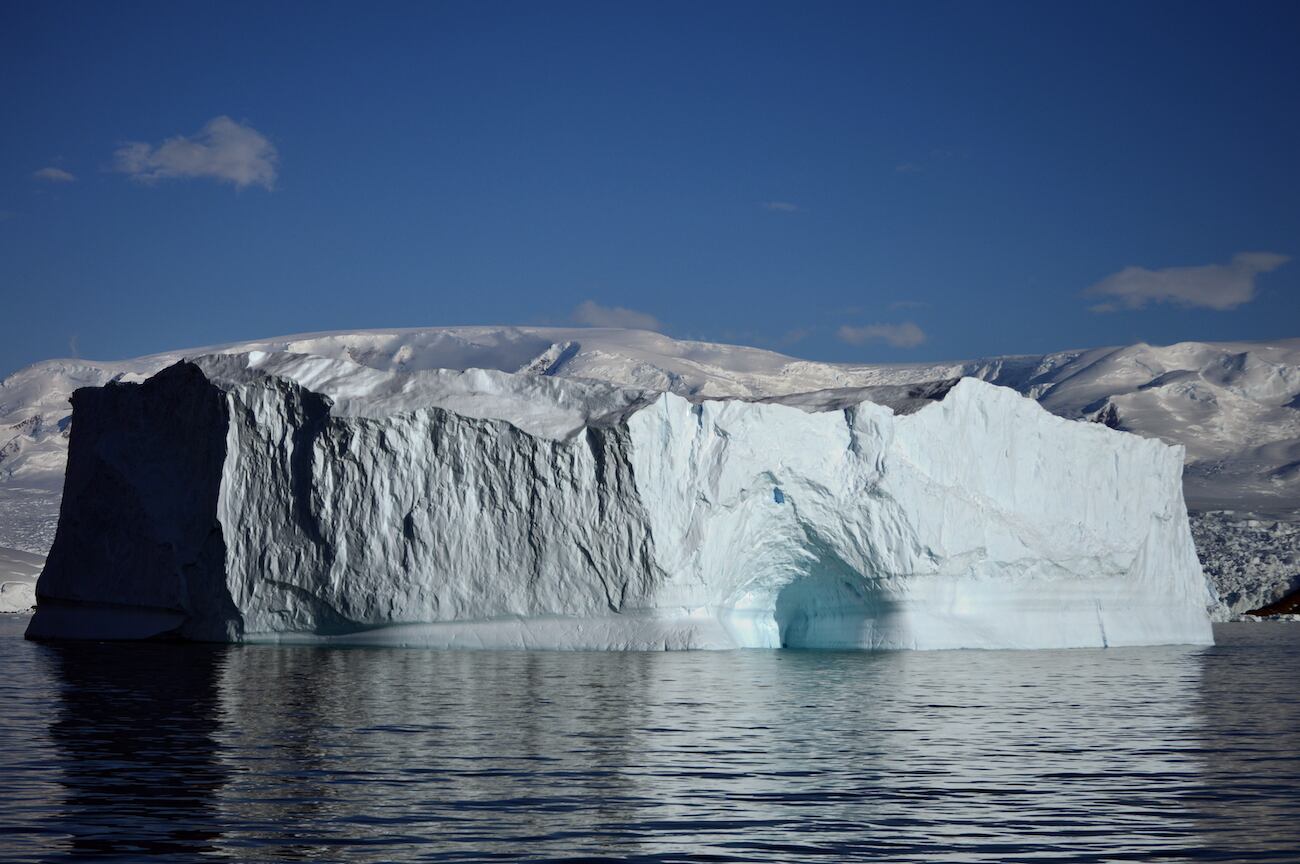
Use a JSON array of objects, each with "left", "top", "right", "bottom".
[{"left": 26, "top": 352, "right": 1213, "bottom": 649}]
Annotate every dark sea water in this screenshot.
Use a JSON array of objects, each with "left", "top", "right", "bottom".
[{"left": 1, "top": 618, "right": 1297, "bottom": 863}]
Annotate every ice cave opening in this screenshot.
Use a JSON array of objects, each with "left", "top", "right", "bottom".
[{"left": 773, "top": 568, "right": 892, "bottom": 649}]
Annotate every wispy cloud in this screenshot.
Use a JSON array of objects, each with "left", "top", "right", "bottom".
[
  {"left": 572, "top": 300, "right": 663, "bottom": 332},
  {"left": 1086, "top": 252, "right": 1290, "bottom": 312},
  {"left": 894, "top": 162, "right": 922, "bottom": 174},
  {"left": 113, "top": 116, "right": 278, "bottom": 189},
  {"left": 33, "top": 167, "right": 75, "bottom": 183},
  {"left": 781, "top": 327, "right": 813, "bottom": 345},
  {"left": 760, "top": 201, "right": 802, "bottom": 213},
  {"left": 836, "top": 321, "right": 927, "bottom": 348}
]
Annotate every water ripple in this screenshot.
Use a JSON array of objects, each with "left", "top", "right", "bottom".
[{"left": 0, "top": 619, "right": 1298, "bottom": 862}]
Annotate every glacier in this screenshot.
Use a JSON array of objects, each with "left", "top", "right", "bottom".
[{"left": 25, "top": 349, "right": 1212, "bottom": 649}]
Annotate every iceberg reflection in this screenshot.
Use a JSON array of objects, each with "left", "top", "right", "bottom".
[{"left": 18, "top": 628, "right": 1298, "bottom": 861}]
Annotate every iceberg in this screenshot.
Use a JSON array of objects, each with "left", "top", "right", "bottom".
[{"left": 26, "top": 351, "right": 1213, "bottom": 649}]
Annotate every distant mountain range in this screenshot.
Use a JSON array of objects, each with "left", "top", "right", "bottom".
[{"left": 2, "top": 327, "right": 1298, "bottom": 554}]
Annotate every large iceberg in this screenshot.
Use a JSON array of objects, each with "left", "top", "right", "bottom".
[{"left": 26, "top": 351, "right": 1213, "bottom": 649}]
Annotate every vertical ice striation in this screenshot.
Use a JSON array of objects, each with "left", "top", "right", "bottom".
[{"left": 26, "top": 353, "right": 1213, "bottom": 649}]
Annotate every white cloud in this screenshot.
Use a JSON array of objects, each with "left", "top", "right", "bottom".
[
  {"left": 836, "top": 321, "right": 927, "bottom": 348},
  {"left": 113, "top": 116, "right": 278, "bottom": 189},
  {"left": 572, "top": 300, "right": 663, "bottom": 332},
  {"left": 1086, "top": 252, "right": 1289, "bottom": 312},
  {"left": 760, "top": 201, "right": 801, "bottom": 212},
  {"left": 33, "top": 167, "right": 75, "bottom": 183}
]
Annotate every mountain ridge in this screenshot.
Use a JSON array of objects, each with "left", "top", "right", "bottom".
[{"left": 3, "top": 327, "right": 1299, "bottom": 559}]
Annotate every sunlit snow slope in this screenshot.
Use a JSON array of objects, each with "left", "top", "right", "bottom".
[{"left": 0, "top": 546, "right": 41, "bottom": 613}]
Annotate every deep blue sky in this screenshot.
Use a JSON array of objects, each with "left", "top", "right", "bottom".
[{"left": 2, "top": 1, "right": 1298, "bottom": 376}]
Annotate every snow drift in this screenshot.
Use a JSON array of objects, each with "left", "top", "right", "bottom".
[{"left": 26, "top": 352, "right": 1213, "bottom": 649}]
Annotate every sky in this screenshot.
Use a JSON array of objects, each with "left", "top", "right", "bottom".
[{"left": 2, "top": 0, "right": 1298, "bottom": 377}]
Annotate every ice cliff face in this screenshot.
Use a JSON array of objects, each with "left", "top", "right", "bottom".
[{"left": 27, "top": 352, "right": 1213, "bottom": 649}]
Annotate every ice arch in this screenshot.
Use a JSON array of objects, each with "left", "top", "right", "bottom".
[{"left": 706, "top": 494, "right": 894, "bottom": 650}]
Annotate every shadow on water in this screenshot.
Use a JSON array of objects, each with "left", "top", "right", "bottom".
[
  {"left": 2, "top": 622, "right": 1298, "bottom": 862},
  {"left": 35, "top": 640, "right": 230, "bottom": 859}
]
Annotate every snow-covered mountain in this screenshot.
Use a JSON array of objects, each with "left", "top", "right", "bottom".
[{"left": 4, "top": 327, "right": 1298, "bottom": 556}]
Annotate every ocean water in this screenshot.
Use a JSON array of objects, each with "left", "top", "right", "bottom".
[{"left": 0, "top": 618, "right": 1297, "bottom": 863}]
